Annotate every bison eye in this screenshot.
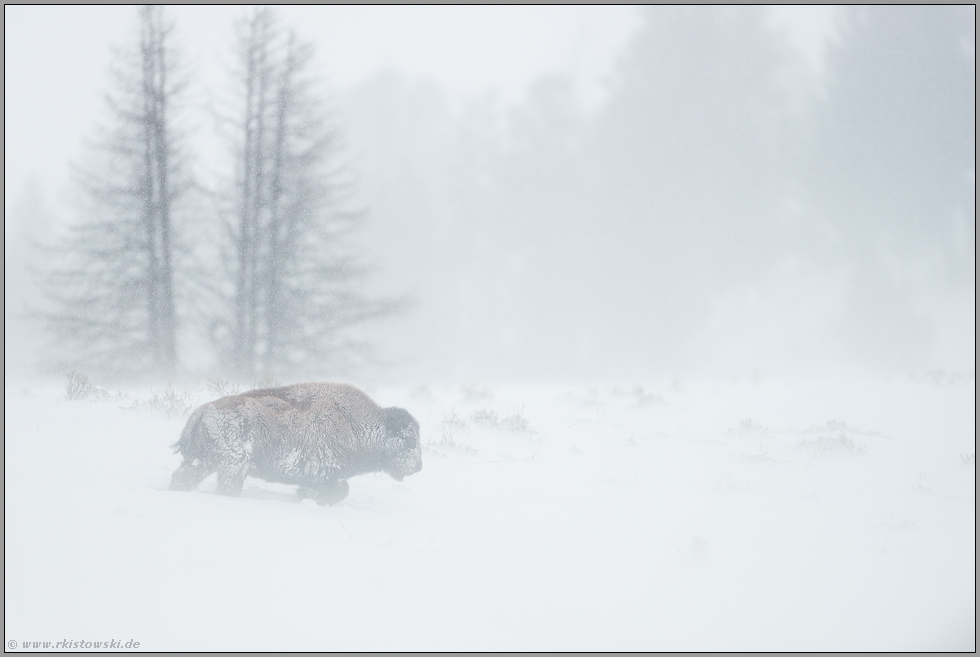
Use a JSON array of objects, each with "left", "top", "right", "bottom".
[{"left": 402, "top": 431, "right": 417, "bottom": 448}]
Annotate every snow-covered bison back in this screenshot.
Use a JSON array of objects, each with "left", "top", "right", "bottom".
[{"left": 169, "top": 383, "right": 422, "bottom": 505}]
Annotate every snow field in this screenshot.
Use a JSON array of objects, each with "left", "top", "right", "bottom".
[{"left": 4, "top": 373, "right": 975, "bottom": 650}]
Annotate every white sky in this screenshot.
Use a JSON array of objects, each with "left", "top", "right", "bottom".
[{"left": 3, "top": 5, "right": 837, "bottom": 225}]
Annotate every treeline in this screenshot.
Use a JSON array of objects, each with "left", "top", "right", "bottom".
[
  {"left": 36, "top": 7, "right": 975, "bottom": 383},
  {"left": 347, "top": 6, "right": 975, "bottom": 379},
  {"left": 42, "top": 6, "right": 394, "bottom": 381}
]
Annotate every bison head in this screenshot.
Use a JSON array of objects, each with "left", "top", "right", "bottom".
[{"left": 381, "top": 406, "right": 423, "bottom": 481}]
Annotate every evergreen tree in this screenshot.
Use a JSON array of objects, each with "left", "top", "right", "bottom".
[
  {"left": 805, "top": 6, "right": 975, "bottom": 363},
  {"left": 809, "top": 5, "right": 974, "bottom": 270},
  {"left": 43, "top": 6, "right": 193, "bottom": 378},
  {"left": 592, "top": 6, "right": 799, "bottom": 365},
  {"left": 214, "top": 8, "right": 393, "bottom": 380}
]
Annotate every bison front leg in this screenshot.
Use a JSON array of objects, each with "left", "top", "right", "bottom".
[
  {"left": 317, "top": 480, "right": 349, "bottom": 506},
  {"left": 214, "top": 450, "right": 252, "bottom": 497},
  {"left": 298, "top": 480, "right": 349, "bottom": 506},
  {"left": 216, "top": 466, "right": 248, "bottom": 496}
]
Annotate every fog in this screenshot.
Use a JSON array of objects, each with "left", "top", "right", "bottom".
[
  {"left": 6, "top": 5, "right": 972, "bottom": 383},
  {"left": 4, "top": 6, "right": 975, "bottom": 651}
]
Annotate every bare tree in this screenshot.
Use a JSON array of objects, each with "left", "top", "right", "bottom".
[
  {"left": 214, "top": 8, "right": 393, "bottom": 380},
  {"left": 42, "top": 5, "right": 192, "bottom": 378}
]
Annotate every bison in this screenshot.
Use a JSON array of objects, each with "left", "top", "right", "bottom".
[{"left": 169, "top": 383, "right": 422, "bottom": 505}]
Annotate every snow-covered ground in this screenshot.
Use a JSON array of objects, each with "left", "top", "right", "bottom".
[{"left": 5, "top": 372, "right": 975, "bottom": 651}]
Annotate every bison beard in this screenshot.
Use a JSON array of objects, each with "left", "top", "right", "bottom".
[{"left": 169, "top": 383, "right": 422, "bottom": 505}]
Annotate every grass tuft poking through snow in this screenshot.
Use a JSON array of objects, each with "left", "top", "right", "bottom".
[
  {"left": 500, "top": 411, "right": 535, "bottom": 434},
  {"left": 439, "top": 409, "right": 470, "bottom": 433},
  {"left": 799, "top": 432, "right": 866, "bottom": 456},
  {"left": 206, "top": 378, "right": 242, "bottom": 397},
  {"left": 425, "top": 430, "right": 478, "bottom": 457},
  {"left": 469, "top": 407, "right": 499, "bottom": 428},
  {"left": 63, "top": 370, "right": 127, "bottom": 403},
  {"left": 128, "top": 382, "right": 197, "bottom": 418},
  {"left": 63, "top": 370, "right": 93, "bottom": 400}
]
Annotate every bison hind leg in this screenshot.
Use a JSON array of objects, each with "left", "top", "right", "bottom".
[
  {"left": 298, "top": 480, "right": 349, "bottom": 506},
  {"left": 169, "top": 459, "right": 210, "bottom": 491}
]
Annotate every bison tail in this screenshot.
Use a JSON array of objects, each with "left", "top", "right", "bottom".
[{"left": 172, "top": 406, "right": 206, "bottom": 456}]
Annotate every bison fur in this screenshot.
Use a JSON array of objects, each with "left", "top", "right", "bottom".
[{"left": 169, "top": 383, "right": 422, "bottom": 505}]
